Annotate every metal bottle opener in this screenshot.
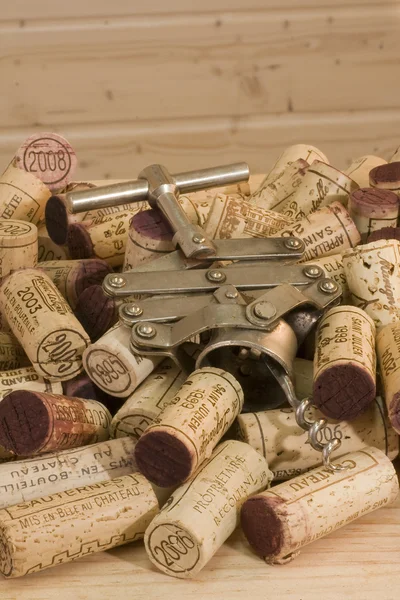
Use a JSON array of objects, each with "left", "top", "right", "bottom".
[
  {"left": 102, "top": 236, "right": 346, "bottom": 472},
  {"left": 63, "top": 162, "right": 249, "bottom": 258}
]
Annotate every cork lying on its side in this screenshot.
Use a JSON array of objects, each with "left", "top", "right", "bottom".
[
  {"left": 0, "top": 472, "right": 159, "bottom": 578},
  {"left": 313, "top": 306, "right": 376, "bottom": 421},
  {"left": 0, "top": 159, "right": 51, "bottom": 224},
  {"left": 145, "top": 439, "right": 272, "bottom": 579},
  {"left": 0, "top": 391, "right": 111, "bottom": 456},
  {"left": 135, "top": 368, "right": 244, "bottom": 487},
  {"left": 259, "top": 144, "right": 328, "bottom": 188},
  {"left": 0, "top": 333, "right": 30, "bottom": 371},
  {"left": 241, "top": 446, "right": 399, "bottom": 564},
  {"left": 344, "top": 155, "right": 387, "bottom": 188},
  {"left": 0, "top": 366, "right": 62, "bottom": 400},
  {"left": 377, "top": 321, "right": 400, "bottom": 433}
]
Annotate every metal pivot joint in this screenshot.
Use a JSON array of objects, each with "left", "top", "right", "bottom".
[{"left": 64, "top": 162, "right": 250, "bottom": 258}]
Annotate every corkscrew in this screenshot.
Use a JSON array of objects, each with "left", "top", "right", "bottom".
[{"left": 265, "top": 360, "right": 349, "bottom": 472}]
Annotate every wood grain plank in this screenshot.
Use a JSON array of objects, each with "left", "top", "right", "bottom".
[
  {"left": 1, "top": 111, "right": 398, "bottom": 179},
  {"left": 1, "top": 6, "right": 400, "bottom": 128},
  {"left": 2, "top": 1, "right": 392, "bottom": 21}
]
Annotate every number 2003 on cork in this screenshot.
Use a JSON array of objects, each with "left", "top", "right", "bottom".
[{"left": 0, "top": 269, "right": 90, "bottom": 381}]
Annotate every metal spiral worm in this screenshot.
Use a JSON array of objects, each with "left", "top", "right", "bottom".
[{"left": 266, "top": 359, "right": 350, "bottom": 473}]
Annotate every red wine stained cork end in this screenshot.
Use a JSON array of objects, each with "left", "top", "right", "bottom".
[
  {"left": 388, "top": 393, "right": 400, "bottom": 434},
  {"left": 241, "top": 495, "right": 285, "bottom": 559},
  {"left": 45, "top": 195, "right": 70, "bottom": 245},
  {"left": 313, "top": 363, "right": 376, "bottom": 421},
  {"left": 367, "top": 227, "right": 400, "bottom": 243},
  {"left": 132, "top": 209, "right": 174, "bottom": 241},
  {"left": 74, "top": 284, "right": 116, "bottom": 341},
  {"left": 75, "top": 259, "right": 113, "bottom": 298},
  {"left": 0, "top": 391, "right": 50, "bottom": 455},
  {"left": 135, "top": 429, "right": 194, "bottom": 487},
  {"left": 370, "top": 162, "right": 400, "bottom": 186},
  {"left": 67, "top": 223, "right": 94, "bottom": 259},
  {"left": 350, "top": 188, "right": 399, "bottom": 216}
]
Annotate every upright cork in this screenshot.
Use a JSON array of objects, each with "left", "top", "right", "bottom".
[
  {"left": 0, "top": 159, "right": 51, "bottom": 224},
  {"left": 135, "top": 368, "right": 244, "bottom": 487},
  {"left": 39, "top": 258, "right": 113, "bottom": 309},
  {"left": 0, "top": 390, "right": 111, "bottom": 456},
  {"left": 342, "top": 239, "right": 400, "bottom": 329},
  {"left": 67, "top": 209, "right": 136, "bottom": 267},
  {"left": 0, "top": 219, "right": 38, "bottom": 280},
  {"left": 123, "top": 209, "right": 175, "bottom": 270},
  {"left": 110, "top": 359, "right": 187, "bottom": 440},
  {"left": 241, "top": 446, "right": 399, "bottom": 564},
  {"left": 279, "top": 201, "right": 361, "bottom": 262},
  {"left": 37, "top": 224, "right": 70, "bottom": 262},
  {"left": 348, "top": 188, "right": 399, "bottom": 241},
  {"left": 0, "top": 332, "right": 30, "bottom": 371},
  {"left": 0, "top": 269, "right": 90, "bottom": 380},
  {"left": 0, "top": 472, "right": 159, "bottom": 578},
  {"left": 145, "top": 439, "right": 272, "bottom": 579},
  {"left": 204, "top": 194, "right": 293, "bottom": 240},
  {"left": 249, "top": 159, "right": 309, "bottom": 212},
  {"left": 236, "top": 398, "right": 398, "bottom": 480},
  {"left": 83, "top": 322, "right": 162, "bottom": 397},
  {"left": 280, "top": 161, "right": 358, "bottom": 221},
  {"left": 261, "top": 144, "right": 328, "bottom": 187},
  {"left": 344, "top": 155, "right": 387, "bottom": 188},
  {"left": 0, "top": 436, "right": 137, "bottom": 509},
  {"left": 313, "top": 306, "right": 376, "bottom": 420},
  {"left": 370, "top": 162, "right": 400, "bottom": 196},
  {"left": 0, "top": 366, "right": 62, "bottom": 400},
  {"left": 376, "top": 321, "right": 400, "bottom": 433}
]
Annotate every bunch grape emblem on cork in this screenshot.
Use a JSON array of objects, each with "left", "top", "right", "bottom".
[{"left": 0, "top": 134, "right": 398, "bottom": 578}]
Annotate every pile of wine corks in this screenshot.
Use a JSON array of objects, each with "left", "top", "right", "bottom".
[{"left": 0, "top": 135, "right": 398, "bottom": 579}]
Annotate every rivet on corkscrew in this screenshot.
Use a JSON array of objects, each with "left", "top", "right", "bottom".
[{"left": 266, "top": 360, "right": 350, "bottom": 473}]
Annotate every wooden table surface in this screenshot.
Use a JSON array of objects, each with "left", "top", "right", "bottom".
[{"left": 2, "top": 476, "right": 400, "bottom": 600}]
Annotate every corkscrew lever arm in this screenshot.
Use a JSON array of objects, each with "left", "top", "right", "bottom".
[{"left": 264, "top": 357, "right": 350, "bottom": 473}]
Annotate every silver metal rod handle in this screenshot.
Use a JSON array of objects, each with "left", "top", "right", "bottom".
[{"left": 65, "top": 162, "right": 250, "bottom": 214}]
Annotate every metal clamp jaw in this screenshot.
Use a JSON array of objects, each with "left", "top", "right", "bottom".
[{"left": 102, "top": 236, "right": 346, "bottom": 471}]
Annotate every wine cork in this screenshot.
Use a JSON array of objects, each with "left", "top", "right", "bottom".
[
  {"left": 178, "top": 191, "right": 216, "bottom": 226},
  {"left": 368, "top": 227, "right": 400, "bottom": 243},
  {"left": 344, "top": 155, "right": 387, "bottom": 188},
  {"left": 342, "top": 240, "right": 400, "bottom": 329},
  {"left": 0, "top": 269, "right": 90, "bottom": 380},
  {"left": 45, "top": 190, "right": 147, "bottom": 246},
  {"left": 0, "top": 159, "right": 51, "bottom": 224},
  {"left": 0, "top": 219, "right": 38, "bottom": 280},
  {"left": 280, "top": 161, "right": 358, "bottom": 221},
  {"left": 39, "top": 258, "right": 113, "bottom": 310},
  {"left": 144, "top": 439, "right": 272, "bottom": 579},
  {"left": 348, "top": 188, "right": 399, "bottom": 241},
  {"left": 110, "top": 359, "right": 188, "bottom": 440},
  {"left": 262, "top": 144, "right": 328, "bottom": 187},
  {"left": 15, "top": 133, "right": 77, "bottom": 192},
  {"left": 135, "top": 368, "right": 244, "bottom": 487},
  {"left": 61, "top": 372, "right": 120, "bottom": 413},
  {"left": 279, "top": 201, "right": 361, "bottom": 262},
  {"left": 0, "top": 436, "right": 137, "bottom": 508},
  {"left": 0, "top": 332, "right": 29, "bottom": 371},
  {"left": 293, "top": 358, "right": 313, "bottom": 399},
  {"left": 370, "top": 162, "right": 400, "bottom": 196},
  {"left": 313, "top": 306, "right": 376, "bottom": 420},
  {"left": 236, "top": 398, "right": 398, "bottom": 480},
  {"left": 37, "top": 224, "right": 70, "bottom": 262},
  {"left": 241, "top": 446, "right": 399, "bottom": 564},
  {"left": 376, "top": 321, "right": 400, "bottom": 433},
  {"left": 75, "top": 284, "right": 120, "bottom": 341},
  {"left": 204, "top": 194, "right": 293, "bottom": 240},
  {"left": 303, "top": 253, "right": 350, "bottom": 302},
  {"left": 0, "top": 390, "right": 111, "bottom": 456},
  {"left": 390, "top": 146, "right": 400, "bottom": 163},
  {"left": 83, "top": 322, "right": 162, "bottom": 397},
  {"left": 0, "top": 366, "right": 62, "bottom": 400},
  {"left": 0, "top": 472, "right": 159, "bottom": 578},
  {"left": 123, "top": 209, "right": 175, "bottom": 270},
  {"left": 67, "top": 209, "right": 136, "bottom": 267},
  {"left": 249, "top": 159, "right": 309, "bottom": 212}
]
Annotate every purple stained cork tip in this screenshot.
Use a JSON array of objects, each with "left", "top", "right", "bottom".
[
  {"left": 134, "top": 430, "right": 194, "bottom": 488},
  {"left": 74, "top": 259, "right": 113, "bottom": 299},
  {"left": 241, "top": 495, "right": 285, "bottom": 559},
  {"left": 313, "top": 363, "right": 376, "bottom": 421},
  {"left": 74, "top": 284, "right": 116, "bottom": 341},
  {"left": 67, "top": 223, "right": 94, "bottom": 259},
  {"left": 0, "top": 391, "right": 50, "bottom": 455},
  {"left": 370, "top": 162, "right": 400, "bottom": 185},
  {"left": 45, "top": 195, "right": 70, "bottom": 246},
  {"left": 132, "top": 209, "right": 174, "bottom": 241},
  {"left": 367, "top": 227, "right": 400, "bottom": 243},
  {"left": 350, "top": 187, "right": 399, "bottom": 208}
]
